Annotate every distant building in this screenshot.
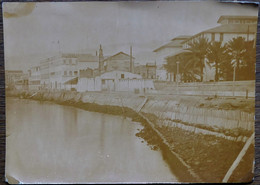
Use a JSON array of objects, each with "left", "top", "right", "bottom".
[
  {"left": 100, "top": 71, "right": 154, "bottom": 92},
  {"left": 134, "top": 63, "right": 156, "bottom": 79},
  {"left": 102, "top": 52, "right": 135, "bottom": 73},
  {"left": 153, "top": 35, "right": 191, "bottom": 66},
  {"left": 79, "top": 68, "right": 94, "bottom": 78},
  {"left": 156, "top": 65, "right": 168, "bottom": 81},
  {"left": 182, "top": 15, "right": 257, "bottom": 48},
  {"left": 217, "top": 15, "right": 257, "bottom": 25},
  {"left": 28, "top": 66, "right": 41, "bottom": 90},
  {"left": 153, "top": 35, "right": 191, "bottom": 81},
  {"left": 159, "top": 15, "right": 258, "bottom": 82},
  {"left": 5, "top": 70, "right": 24, "bottom": 87},
  {"left": 77, "top": 54, "right": 99, "bottom": 71},
  {"left": 29, "top": 53, "right": 99, "bottom": 90},
  {"left": 5, "top": 70, "right": 29, "bottom": 90}
]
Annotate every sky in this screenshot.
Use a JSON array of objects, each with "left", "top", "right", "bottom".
[{"left": 3, "top": 1, "right": 258, "bottom": 71}]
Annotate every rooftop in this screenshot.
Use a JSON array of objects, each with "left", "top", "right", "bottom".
[
  {"left": 77, "top": 54, "right": 98, "bottom": 62},
  {"left": 183, "top": 24, "right": 257, "bottom": 44},
  {"left": 103, "top": 51, "right": 134, "bottom": 62},
  {"left": 153, "top": 35, "right": 191, "bottom": 52},
  {"left": 171, "top": 35, "right": 191, "bottom": 41},
  {"left": 217, "top": 15, "right": 258, "bottom": 24},
  {"left": 5, "top": 70, "right": 23, "bottom": 74}
]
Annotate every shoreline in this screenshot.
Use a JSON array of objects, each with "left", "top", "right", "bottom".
[{"left": 6, "top": 90, "right": 254, "bottom": 183}]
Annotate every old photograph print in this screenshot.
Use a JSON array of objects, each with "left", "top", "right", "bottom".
[{"left": 3, "top": 1, "right": 258, "bottom": 184}]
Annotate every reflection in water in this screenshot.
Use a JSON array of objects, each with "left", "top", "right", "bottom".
[{"left": 6, "top": 98, "right": 177, "bottom": 183}]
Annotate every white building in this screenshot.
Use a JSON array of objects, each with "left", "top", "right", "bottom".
[
  {"left": 182, "top": 15, "right": 257, "bottom": 49},
  {"left": 153, "top": 36, "right": 191, "bottom": 65},
  {"left": 156, "top": 65, "right": 168, "bottom": 81},
  {"left": 28, "top": 65, "right": 41, "bottom": 90},
  {"left": 77, "top": 77, "right": 101, "bottom": 92},
  {"left": 161, "top": 15, "right": 257, "bottom": 82},
  {"left": 34, "top": 53, "right": 99, "bottom": 90},
  {"left": 153, "top": 35, "right": 191, "bottom": 81},
  {"left": 76, "top": 54, "right": 99, "bottom": 73},
  {"left": 77, "top": 71, "right": 155, "bottom": 93}
]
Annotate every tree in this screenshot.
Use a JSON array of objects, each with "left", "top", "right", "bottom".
[
  {"left": 207, "top": 41, "right": 228, "bottom": 82},
  {"left": 241, "top": 40, "right": 255, "bottom": 80},
  {"left": 226, "top": 37, "right": 247, "bottom": 81},
  {"left": 165, "top": 52, "right": 199, "bottom": 82},
  {"left": 184, "top": 37, "right": 210, "bottom": 82}
]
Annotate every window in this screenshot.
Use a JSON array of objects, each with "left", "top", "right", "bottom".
[
  {"left": 63, "top": 59, "right": 66, "bottom": 64},
  {"left": 74, "top": 71, "right": 78, "bottom": 76},
  {"left": 69, "top": 59, "right": 72, "bottom": 64},
  {"left": 121, "top": 74, "right": 125, "bottom": 79},
  {"left": 69, "top": 71, "right": 72, "bottom": 76},
  {"left": 64, "top": 71, "right": 67, "bottom": 76}
]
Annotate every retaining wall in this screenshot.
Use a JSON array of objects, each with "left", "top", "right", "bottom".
[{"left": 9, "top": 90, "right": 254, "bottom": 141}]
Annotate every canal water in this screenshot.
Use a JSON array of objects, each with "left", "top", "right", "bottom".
[{"left": 6, "top": 98, "right": 177, "bottom": 183}]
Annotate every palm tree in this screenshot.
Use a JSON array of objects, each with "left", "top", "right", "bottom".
[
  {"left": 165, "top": 52, "right": 198, "bottom": 82},
  {"left": 226, "top": 37, "right": 247, "bottom": 81},
  {"left": 184, "top": 37, "right": 210, "bottom": 82},
  {"left": 207, "top": 41, "right": 228, "bottom": 82},
  {"left": 241, "top": 40, "right": 255, "bottom": 80}
]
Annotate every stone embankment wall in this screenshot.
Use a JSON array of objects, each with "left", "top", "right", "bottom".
[{"left": 9, "top": 90, "right": 254, "bottom": 142}]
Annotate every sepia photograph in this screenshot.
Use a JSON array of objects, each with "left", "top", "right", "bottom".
[{"left": 3, "top": 1, "right": 258, "bottom": 184}]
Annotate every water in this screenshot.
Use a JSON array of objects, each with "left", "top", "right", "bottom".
[{"left": 6, "top": 98, "right": 177, "bottom": 183}]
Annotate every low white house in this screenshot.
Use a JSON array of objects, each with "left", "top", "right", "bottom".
[
  {"left": 75, "top": 70, "right": 155, "bottom": 93},
  {"left": 77, "top": 77, "right": 101, "bottom": 92}
]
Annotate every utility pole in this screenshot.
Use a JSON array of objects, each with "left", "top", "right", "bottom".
[
  {"left": 247, "top": 25, "right": 250, "bottom": 41},
  {"left": 176, "top": 61, "right": 180, "bottom": 95},
  {"left": 58, "top": 40, "right": 61, "bottom": 55},
  {"left": 130, "top": 46, "right": 133, "bottom": 73},
  {"left": 232, "top": 64, "right": 237, "bottom": 97}
]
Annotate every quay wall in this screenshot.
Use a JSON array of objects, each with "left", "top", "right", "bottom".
[{"left": 9, "top": 90, "right": 254, "bottom": 142}]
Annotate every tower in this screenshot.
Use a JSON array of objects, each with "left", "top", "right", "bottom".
[{"left": 99, "top": 44, "right": 104, "bottom": 74}]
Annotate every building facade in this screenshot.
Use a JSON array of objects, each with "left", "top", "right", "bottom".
[
  {"left": 5, "top": 70, "right": 28, "bottom": 90},
  {"left": 102, "top": 52, "right": 135, "bottom": 73},
  {"left": 28, "top": 66, "right": 41, "bottom": 90},
  {"left": 134, "top": 63, "right": 157, "bottom": 79},
  {"left": 182, "top": 15, "right": 257, "bottom": 48},
  {"left": 153, "top": 35, "right": 191, "bottom": 66},
  {"left": 5, "top": 70, "right": 24, "bottom": 88},
  {"left": 28, "top": 53, "right": 99, "bottom": 90},
  {"left": 158, "top": 15, "right": 257, "bottom": 82}
]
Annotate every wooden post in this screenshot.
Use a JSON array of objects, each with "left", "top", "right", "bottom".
[{"left": 222, "top": 133, "right": 254, "bottom": 182}]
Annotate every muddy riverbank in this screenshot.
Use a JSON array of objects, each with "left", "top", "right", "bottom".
[{"left": 6, "top": 90, "right": 254, "bottom": 183}]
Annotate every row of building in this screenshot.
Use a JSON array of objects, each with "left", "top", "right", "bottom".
[
  {"left": 153, "top": 15, "right": 258, "bottom": 82},
  {"left": 6, "top": 46, "right": 157, "bottom": 93},
  {"left": 6, "top": 15, "right": 257, "bottom": 92}
]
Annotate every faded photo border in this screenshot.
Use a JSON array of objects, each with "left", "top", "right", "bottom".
[{"left": 0, "top": 0, "right": 260, "bottom": 184}]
